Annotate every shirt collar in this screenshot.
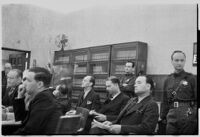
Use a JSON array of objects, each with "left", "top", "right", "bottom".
[
  {"left": 110, "top": 92, "right": 120, "bottom": 101},
  {"left": 173, "top": 70, "right": 185, "bottom": 77},
  {"left": 84, "top": 89, "right": 91, "bottom": 98}
]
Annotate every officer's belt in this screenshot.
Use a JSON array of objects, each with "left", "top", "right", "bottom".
[{"left": 170, "top": 101, "right": 191, "bottom": 108}]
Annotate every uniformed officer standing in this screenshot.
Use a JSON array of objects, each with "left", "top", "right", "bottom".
[
  {"left": 119, "top": 61, "right": 136, "bottom": 98},
  {"left": 160, "top": 50, "right": 197, "bottom": 135}
]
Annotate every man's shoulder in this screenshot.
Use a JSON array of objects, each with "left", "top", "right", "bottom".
[
  {"left": 34, "top": 89, "right": 55, "bottom": 102},
  {"left": 88, "top": 89, "right": 100, "bottom": 98},
  {"left": 120, "top": 93, "right": 130, "bottom": 100},
  {"left": 167, "top": 73, "right": 174, "bottom": 78},
  {"left": 184, "top": 71, "right": 195, "bottom": 77}
]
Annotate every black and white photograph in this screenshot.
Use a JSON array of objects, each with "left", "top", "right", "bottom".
[{"left": 0, "top": 0, "right": 198, "bottom": 135}]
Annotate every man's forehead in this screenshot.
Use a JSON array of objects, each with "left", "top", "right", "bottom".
[
  {"left": 84, "top": 76, "right": 91, "bottom": 80},
  {"left": 25, "top": 71, "right": 35, "bottom": 78},
  {"left": 173, "top": 52, "right": 185, "bottom": 58},
  {"left": 136, "top": 76, "right": 146, "bottom": 82}
]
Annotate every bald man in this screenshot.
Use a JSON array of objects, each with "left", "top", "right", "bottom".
[
  {"left": 2, "top": 63, "right": 12, "bottom": 97},
  {"left": 2, "top": 69, "right": 22, "bottom": 112}
]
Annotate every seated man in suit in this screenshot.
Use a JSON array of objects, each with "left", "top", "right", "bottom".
[
  {"left": 2, "top": 69, "right": 22, "bottom": 112},
  {"left": 90, "top": 76, "right": 130, "bottom": 122},
  {"left": 83, "top": 76, "right": 130, "bottom": 134},
  {"left": 67, "top": 75, "right": 101, "bottom": 112},
  {"left": 2, "top": 62, "right": 12, "bottom": 98},
  {"left": 66, "top": 75, "right": 101, "bottom": 134},
  {"left": 77, "top": 75, "right": 101, "bottom": 111},
  {"left": 13, "top": 67, "right": 62, "bottom": 135},
  {"left": 90, "top": 75, "right": 159, "bottom": 135}
]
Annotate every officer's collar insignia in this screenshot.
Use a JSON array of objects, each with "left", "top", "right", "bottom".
[
  {"left": 126, "top": 79, "right": 130, "bottom": 82},
  {"left": 181, "top": 80, "right": 188, "bottom": 86}
]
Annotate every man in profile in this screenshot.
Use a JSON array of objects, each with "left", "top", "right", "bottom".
[
  {"left": 2, "top": 62, "right": 12, "bottom": 97},
  {"left": 76, "top": 75, "right": 101, "bottom": 111},
  {"left": 120, "top": 61, "right": 136, "bottom": 98},
  {"left": 90, "top": 75, "right": 159, "bottom": 135},
  {"left": 13, "top": 67, "right": 62, "bottom": 135},
  {"left": 2, "top": 69, "right": 22, "bottom": 112},
  {"left": 90, "top": 76, "right": 129, "bottom": 122},
  {"left": 65, "top": 75, "right": 101, "bottom": 134}
]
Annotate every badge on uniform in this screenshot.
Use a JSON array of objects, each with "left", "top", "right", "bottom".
[
  {"left": 181, "top": 80, "right": 188, "bottom": 86},
  {"left": 125, "top": 79, "right": 130, "bottom": 83},
  {"left": 87, "top": 100, "right": 92, "bottom": 105}
]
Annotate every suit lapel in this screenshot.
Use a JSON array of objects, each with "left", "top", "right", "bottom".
[
  {"left": 125, "top": 96, "right": 152, "bottom": 116},
  {"left": 77, "top": 92, "right": 84, "bottom": 106},
  {"left": 102, "top": 93, "right": 122, "bottom": 113},
  {"left": 81, "top": 89, "right": 93, "bottom": 106},
  {"left": 116, "top": 97, "right": 137, "bottom": 123}
]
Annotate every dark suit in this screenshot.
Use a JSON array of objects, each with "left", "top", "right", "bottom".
[
  {"left": 77, "top": 89, "right": 101, "bottom": 111},
  {"left": 13, "top": 89, "right": 62, "bottom": 135},
  {"left": 57, "top": 97, "right": 72, "bottom": 114},
  {"left": 2, "top": 71, "right": 7, "bottom": 98},
  {"left": 2, "top": 85, "right": 19, "bottom": 107},
  {"left": 82, "top": 93, "right": 129, "bottom": 134},
  {"left": 99, "top": 93, "right": 129, "bottom": 121},
  {"left": 76, "top": 89, "right": 101, "bottom": 134},
  {"left": 90, "top": 95, "right": 159, "bottom": 135}
]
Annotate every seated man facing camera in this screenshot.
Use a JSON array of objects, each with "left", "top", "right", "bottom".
[
  {"left": 90, "top": 75, "right": 159, "bottom": 135},
  {"left": 13, "top": 67, "right": 62, "bottom": 135}
]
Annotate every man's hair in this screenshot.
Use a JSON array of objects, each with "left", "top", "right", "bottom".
[
  {"left": 137, "top": 75, "right": 154, "bottom": 91},
  {"left": 11, "top": 69, "right": 23, "bottom": 78},
  {"left": 171, "top": 50, "right": 186, "bottom": 60},
  {"left": 28, "top": 67, "right": 52, "bottom": 87},
  {"left": 126, "top": 61, "right": 135, "bottom": 68},
  {"left": 106, "top": 76, "right": 120, "bottom": 86},
  {"left": 59, "top": 78, "right": 72, "bottom": 98},
  {"left": 88, "top": 75, "right": 95, "bottom": 87}
]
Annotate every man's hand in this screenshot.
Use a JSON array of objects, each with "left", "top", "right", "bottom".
[
  {"left": 89, "top": 110, "right": 98, "bottom": 115},
  {"left": 91, "top": 119, "right": 111, "bottom": 130},
  {"left": 102, "top": 121, "right": 112, "bottom": 126},
  {"left": 6, "top": 106, "right": 13, "bottom": 112},
  {"left": 95, "top": 113, "right": 107, "bottom": 122},
  {"left": 17, "top": 84, "right": 26, "bottom": 99},
  {"left": 108, "top": 124, "right": 121, "bottom": 134},
  {"left": 122, "top": 83, "right": 128, "bottom": 87},
  {"left": 65, "top": 109, "right": 76, "bottom": 115}
]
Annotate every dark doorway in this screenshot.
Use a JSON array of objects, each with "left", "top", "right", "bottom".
[{"left": 2, "top": 47, "right": 31, "bottom": 71}]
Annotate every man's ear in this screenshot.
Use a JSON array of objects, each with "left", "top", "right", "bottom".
[
  {"left": 146, "top": 83, "right": 151, "bottom": 90},
  {"left": 37, "top": 81, "right": 44, "bottom": 88},
  {"left": 89, "top": 82, "right": 93, "bottom": 87}
]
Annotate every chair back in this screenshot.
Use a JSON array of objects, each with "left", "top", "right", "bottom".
[
  {"left": 76, "top": 107, "right": 89, "bottom": 131},
  {"left": 56, "top": 114, "right": 81, "bottom": 134}
]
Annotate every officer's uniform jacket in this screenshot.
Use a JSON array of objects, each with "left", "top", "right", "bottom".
[
  {"left": 120, "top": 73, "right": 136, "bottom": 98},
  {"left": 160, "top": 70, "right": 196, "bottom": 120}
]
